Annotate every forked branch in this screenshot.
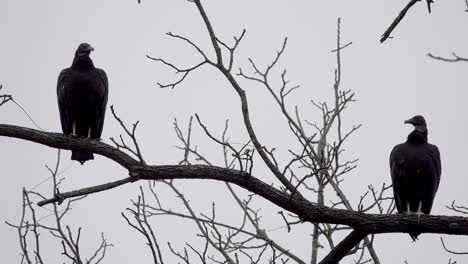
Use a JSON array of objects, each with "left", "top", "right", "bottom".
[
  {"left": 427, "top": 52, "right": 468, "bottom": 62},
  {"left": 0, "top": 84, "right": 13, "bottom": 108}
]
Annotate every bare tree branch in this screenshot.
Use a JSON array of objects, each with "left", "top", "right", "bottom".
[
  {"left": 427, "top": 52, "right": 468, "bottom": 62},
  {"left": 6, "top": 150, "right": 113, "bottom": 264},
  {"left": 381, "top": 0, "right": 422, "bottom": 43},
  {"left": 190, "top": 0, "right": 301, "bottom": 196},
  {"left": 171, "top": 116, "right": 304, "bottom": 263},
  {"left": 110, "top": 105, "right": 146, "bottom": 164},
  {"left": 37, "top": 176, "right": 135, "bottom": 206},
  {"left": 2, "top": 125, "right": 468, "bottom": 242},
  {"left": 447, "top": 201, "right": 468, "bottom": 215},
  {"left": 122, "top": 187, "right": 165, "bottom": 264},
  {"left": 2, "top": 1, "right": 466, "bottom": 262},
  {"left": 319, "top": 230, "right": 367, "bottom": 264},
  {"left": 0, "top": 84, "right": 12, "bottom": 108},
  {"left": 440, "top": 237, "right": 468, "bottom": 255}
]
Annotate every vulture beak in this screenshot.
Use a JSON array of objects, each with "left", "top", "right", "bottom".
[{"left": 404, "top": 117, "right": 416, "bottom": 125}]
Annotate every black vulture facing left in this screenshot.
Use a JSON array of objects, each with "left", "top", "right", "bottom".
[
  {"left": 389, "top": 115, "right": 441, "bottom": 240},
  {"left": 57, "top": 43, "right": 108, "bottom": 164}
]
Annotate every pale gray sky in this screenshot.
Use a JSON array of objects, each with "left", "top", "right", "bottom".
[{"left": 1, "top": 0, "right": 468, "bottom": 263}]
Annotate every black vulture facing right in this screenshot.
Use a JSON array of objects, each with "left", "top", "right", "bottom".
[
  {"left": 57, "top": 43, "right": 108, "bottom": 165},
  {"left": 389, "top": 115, "right": 441, "bottom": 240}
]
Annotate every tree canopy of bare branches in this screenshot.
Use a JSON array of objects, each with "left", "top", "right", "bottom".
[{"left": 2, "top": 0, "right": 468, "bottom": 263}]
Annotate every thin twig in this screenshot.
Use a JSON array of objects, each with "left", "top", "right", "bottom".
[
  {"left": 440, "top": 237, "right": 468, "bottom": 255},
  {"left": 427, "top": 52, "right": 468, "bottom": 62}
]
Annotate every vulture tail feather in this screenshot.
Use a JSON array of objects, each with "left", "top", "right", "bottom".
[
  {"left": 71, "top": 151, "right": 94, "bottom": 165},
  {"left": 409, "top": 232, "right": 420, "bottom": 242}
]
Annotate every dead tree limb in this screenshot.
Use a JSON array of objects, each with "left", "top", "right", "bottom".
[
  {"left": 428, "top": 52, "right": 468, "bottom": 62},
  {"left": 381, "top": 0, "right": 422, "bottom": 43},
  {"left": 2, "top": 125, "right": 468, "bottom": 238},
  {"left": 319, "top": 230, "right": 367, "bottom": 264},
  {"left": 0, "top": 84, "right": 12, "bottom": 108}
]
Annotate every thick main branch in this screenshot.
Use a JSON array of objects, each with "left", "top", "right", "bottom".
[{"left": 2, "top": 124, "right": 468, "bottom": 239}]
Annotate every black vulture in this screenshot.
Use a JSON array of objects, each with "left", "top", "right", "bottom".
[
  {"left": 57, "top": 43, "right": 108, "bottom": 164},
  {"left": 389, "top": 115, "right": 441, "bottom": 240}
]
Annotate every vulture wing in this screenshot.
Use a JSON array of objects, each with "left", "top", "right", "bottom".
[
  {"left": 390, "top": 144, "right": 405, "bottom": 213},
  {"left": 94, "top": 68, "right": 108, "bottom": 139},
  {"left": 429, "top": 144, "right": 441, "bottom": 186},
  {"left": 57, "top": 68, "right": 72, "bottom": 135},
  {"left": 427, "top": 144, "right": 441, "bottom": 206}
]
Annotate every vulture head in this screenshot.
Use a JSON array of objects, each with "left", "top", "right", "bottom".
[
  {"left": 404, "top": 115, "right": 427, "bottom": 132},
  {"left": 75, "top": 43, "right": 94, "bottom": 57}
]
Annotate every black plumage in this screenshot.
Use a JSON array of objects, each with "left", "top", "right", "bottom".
[
  {"left": 57, "top": 43, "right": 108, "bottom": 164},
  {"left": 389, "top": 115, "right": 441, "bottom": 240}
]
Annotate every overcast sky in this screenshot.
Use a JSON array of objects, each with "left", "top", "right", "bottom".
[{"left": 1, "top": 0, "right": 468, "bottom": 263}]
